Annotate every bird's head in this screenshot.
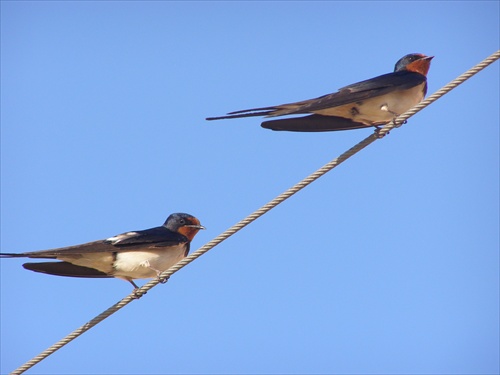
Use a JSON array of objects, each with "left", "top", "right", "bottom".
[
  {"left": 164, "top": 213, "right": 205, "bottom": 241},
  {"left": 394, "top": 53, "right": 434, "bottom": 76}
]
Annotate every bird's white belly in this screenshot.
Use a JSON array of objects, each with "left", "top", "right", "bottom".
[
  {"left": 113, "top": 246, "right": 187, "bottom": 279},
  {"left": 315, "top": 86, "right": 425, "bottom": 125}
]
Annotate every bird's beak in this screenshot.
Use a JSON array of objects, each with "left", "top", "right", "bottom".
[
  {"left": 186, "top": 224, "right": 206, "bottom": 230},
  {"left": 424, "top": 56, "right": 434, "bottom": 61}
]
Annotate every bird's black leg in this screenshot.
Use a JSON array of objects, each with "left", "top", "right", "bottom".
[
  {"left": 129, "top": 280, "right": 139, "bottom": 289},
  {"left": 128, "top": 280, "right": 145, "bottom": 299}
]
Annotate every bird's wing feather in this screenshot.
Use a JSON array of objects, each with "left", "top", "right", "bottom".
[
  {"left": 2, "top": 227, "right": 188, "bottom": 258},
  {"left": 105, "top": 226, "right": 187, "bottom": 247},
  {"left": 270, "top": 71, "right": 427, "bottom": 116},
  {"left": 261, "top": 114, "right": 372, "bottom": 132},
  {"left": 206, "top": 71, "right": 427, "bottom": 120}
]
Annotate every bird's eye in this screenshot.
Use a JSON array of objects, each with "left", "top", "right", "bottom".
[{"left": 179, "top": 218, "right": 186, "bottom": 225}]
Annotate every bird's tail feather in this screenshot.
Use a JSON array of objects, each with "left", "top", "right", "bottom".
[
  {"left": 23, "top": 261, "right": 113, "bottom": 278},
  {"left": 0, "top": 253, "right": 27, "bottom": 258},
  {"left": 206, "top": 107, "right": 277, "bottom": 121}
]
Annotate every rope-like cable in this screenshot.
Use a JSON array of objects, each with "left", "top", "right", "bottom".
[{"left": 10, "top": 49, "right": 499, "bottom": 375}]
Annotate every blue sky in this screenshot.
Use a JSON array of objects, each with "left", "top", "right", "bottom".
[{"left": 1, "top": 2, "right": 498, "bottom": 374}]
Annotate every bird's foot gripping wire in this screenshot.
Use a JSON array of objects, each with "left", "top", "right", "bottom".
[
  {"left": 149, "top": 266, "right": 170, "bottom": 284},
  {"left": 374, "top": 116, "right": 409, "bottom": 138},
  {"left": 132, "top": 289, "right": 144, "bottom": 299},
  {"left": 157, "top": 274, "right": 170, "bottom": 284},
  {"left": 128, "top": 280, "right": 146, "bottom": 299},
  {"left": 374, "top": 125, "right": 389, "bottom": 139},
  {"left": 393, "top": 119, "right": 408, "bottom": 128}
]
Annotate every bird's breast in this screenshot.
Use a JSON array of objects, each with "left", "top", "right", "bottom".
[{"left": 112, "top": 245, "right": 188, "bottom": 279}]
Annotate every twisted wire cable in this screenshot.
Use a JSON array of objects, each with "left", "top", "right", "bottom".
[{"left": 10, "top": 49, "right": 499, "bottom": 375}]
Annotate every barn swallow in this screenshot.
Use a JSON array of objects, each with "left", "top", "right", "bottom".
[
  {"left": 0, "top": 213, "right": 205, "bottom": 291},
  {"left": 206, "top": 53, "right": 433, "bottom": 132}
]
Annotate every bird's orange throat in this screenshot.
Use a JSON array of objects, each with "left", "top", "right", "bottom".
[{"left": 406, "top": 58, "right": 432, "bottom": 76}]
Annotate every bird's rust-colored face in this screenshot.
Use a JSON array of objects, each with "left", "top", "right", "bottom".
[
  {"left": 405, "top": 55, "right": 434, "bottom": 76},
  {"left": 177, "top": 217, "right": 205, "bottom": 241}
]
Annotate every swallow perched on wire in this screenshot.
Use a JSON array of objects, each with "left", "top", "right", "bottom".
[
  {"left": 0, "top": 213, "right": 205, "bottom": 291},
  {"left": 206, "top": 53, "right": 433, "bottom": 132}
]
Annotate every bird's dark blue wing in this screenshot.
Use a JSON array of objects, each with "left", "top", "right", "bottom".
[
  {"left": 261, "top": 114, "right": 371, "bottom": 132},
  {"left": 0, "top": 227, "right": 188, "bottom": 258},
  {"left": 280, "top": 71, "right": 427, "bottom": 115},
  {"left": 106, "top": 226, "right": 188, "bottom": 247},
  {"left": 206, "top": 71, "right": 427, "bottom": 120}
]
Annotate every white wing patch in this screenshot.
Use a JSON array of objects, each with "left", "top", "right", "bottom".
[{"left": 106, "top": 231, "right": 139, "bottom": 244}]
